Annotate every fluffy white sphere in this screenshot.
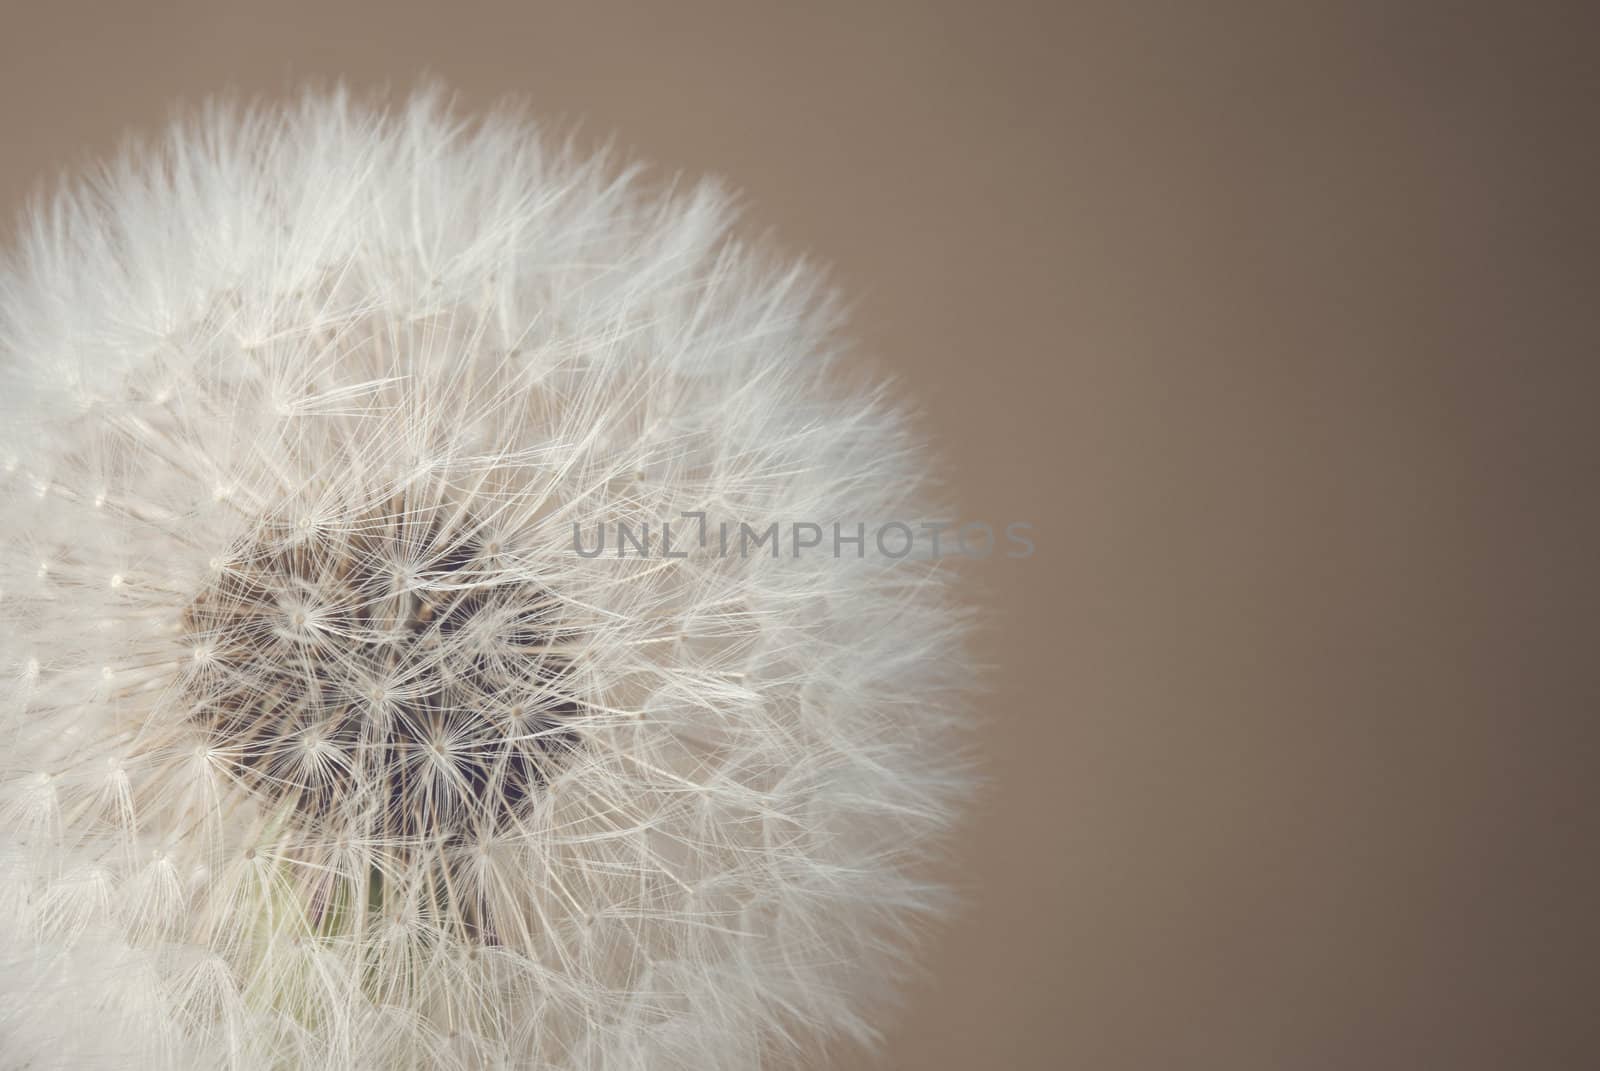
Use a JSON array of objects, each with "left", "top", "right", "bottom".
[{"left": 0, "top": 89, "right": 970, "bottom": 1070}]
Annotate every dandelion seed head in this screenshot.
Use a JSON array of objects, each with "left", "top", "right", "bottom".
[{"left": 0, "top": 87, "right": 971, "bottom": 1070}]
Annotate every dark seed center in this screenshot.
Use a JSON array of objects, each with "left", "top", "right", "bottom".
[{"left": 182, "top": 505, "right": 581, "bottom": 842}]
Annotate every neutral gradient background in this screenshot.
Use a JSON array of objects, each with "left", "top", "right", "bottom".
[{"left": 2, "top": 3, "right": 1595, "bottom": 1069}]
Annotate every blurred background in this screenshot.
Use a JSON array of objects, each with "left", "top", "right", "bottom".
[{"left": 2, "top": 3, "right": 1594, "bottom": 1068}]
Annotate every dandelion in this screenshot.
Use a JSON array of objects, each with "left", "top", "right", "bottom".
[{"left": 0, "top": 88, "right": 971, "bottom": 1070}]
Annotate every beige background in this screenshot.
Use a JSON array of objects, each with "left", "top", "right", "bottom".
[{"left": 2, "top": 3, "right": 1595, "bottom": 1068}]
